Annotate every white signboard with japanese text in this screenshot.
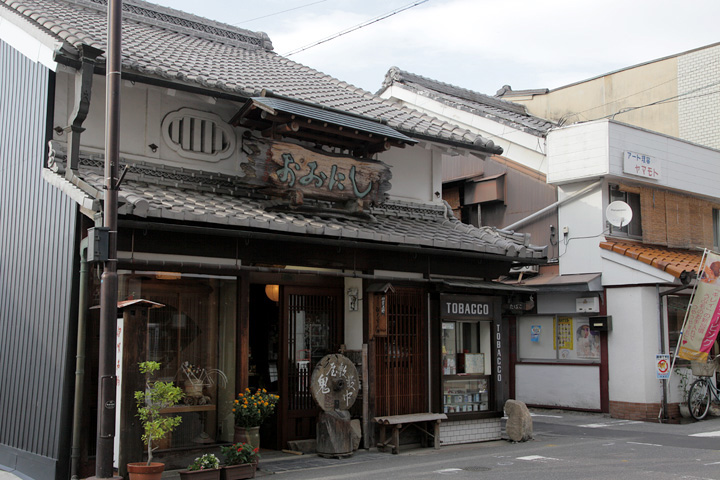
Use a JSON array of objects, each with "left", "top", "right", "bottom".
[{"left": 624, "top": 150, "right": 661, "bottom": 180}]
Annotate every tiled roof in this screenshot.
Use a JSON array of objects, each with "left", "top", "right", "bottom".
[
  {"left": 1, "top": 0, "right": 501, "bottom": 153},
  {"left": 45, "top": 143, "right": 547, "bottom": 260},
  {"left": 380, "top": 67, "right": 556, "bottom": 137},
  {"left": 599, "top": 240, "right": 703, "bottom": 280}
]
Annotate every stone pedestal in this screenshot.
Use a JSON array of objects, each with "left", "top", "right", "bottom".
[
  {"left": 504, "top": 399, "right": 533, "bottom": 442},
  {"left": 316, "top": 410, "right": 360, "bottom": 458}
]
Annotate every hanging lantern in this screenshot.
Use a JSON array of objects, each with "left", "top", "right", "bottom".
[{"left": 265, "top": 284, "right": 279, "bottom": 302}]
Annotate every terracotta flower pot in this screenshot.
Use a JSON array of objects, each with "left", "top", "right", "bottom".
[
  {"left": 178, "top": 467, "right": 222, "bottom": 480},
  {"left": 221, "top": 463, "right": 256, "bottom": 480},
  {"left": 127, "top": 462, "right": 165, "bottom": 480}
]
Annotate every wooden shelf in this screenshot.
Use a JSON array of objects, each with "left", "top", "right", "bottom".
[{"left": 159, "top": 404, "right": 216, "bottom": 414}]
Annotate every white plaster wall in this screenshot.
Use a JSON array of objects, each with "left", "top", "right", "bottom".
[
  {"left": 557, "top": 180, "right": 605, "bottom": 275},
  {"left": 55, "top": 72, "right": 439, "bottom": 203},
  {"left": 378, "top": 145, "right": 438, "bottom": 203},
  {"left": 547, "top": 121, "right": 609, "bottom": 184},
  {"left": 380, "top": 85, "right": 548, "bottom": 174},
  {"left": 515, "top": 364, "right": 600, "bottom": 409},
  {"left": 606, "top": 286, "right": 662, "bottom": 404},
  {"left": 600, "top": 250, "right": 677, "bottom": 286},
  {"left": 548, "top": 120, "right": 720, "bottom": 202}
]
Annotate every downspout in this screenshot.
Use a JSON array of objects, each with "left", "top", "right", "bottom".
[
  {"left": 63, "top": 44, "right": 103, "bottom": 178},
  {"left": 70, "top": 238, "right": 90, "bottom": 480},
  {"left": 502, "top": 179, "right": 603, "bottom": 232},
  {"left": 64, "top": 44, "right": 102, "bottom": 480}
]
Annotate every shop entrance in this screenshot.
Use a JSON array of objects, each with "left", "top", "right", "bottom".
[
  {"left": 249, "top": 283, "right": 343, "bottom": 449},
  {"left": 280, "top": 286, "right": 343, "bottom": 448}
]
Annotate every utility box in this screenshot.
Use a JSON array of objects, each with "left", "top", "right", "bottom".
[
  {"left": 87, "top": 227, "right": 109, "bottom": 262},
  {"left": 576, "top": 296, "right": 599, "bottom": 313}
]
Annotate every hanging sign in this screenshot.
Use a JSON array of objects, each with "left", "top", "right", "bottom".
[{"left": 255, "top": 141, "right": 392, "bottom": 206}]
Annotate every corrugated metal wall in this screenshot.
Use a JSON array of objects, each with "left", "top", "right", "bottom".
[{"left": 0, "top": 39, "right": 77, "bottom": 478}]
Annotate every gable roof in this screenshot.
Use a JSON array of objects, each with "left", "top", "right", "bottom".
[
  {"left": 0, "top": 0, "right": 502, "bottom": 154},
  {"left": 380, "top": 67, "right": 556, "bottom": 137},
  {"left": 600, "top": 240, "right": 703, "bottom": 283}
]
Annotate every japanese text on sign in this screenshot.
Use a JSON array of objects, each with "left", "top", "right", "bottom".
[
  {"left": 277, "top": 154, "right": 372, "bottom": 198},
  {"left": 623, "top": 150, "right": 661, "bottom": 180}
]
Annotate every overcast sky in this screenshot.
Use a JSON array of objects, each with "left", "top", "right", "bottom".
[{"left": 151, "top": 0, "right": 720, "bottom": 96}]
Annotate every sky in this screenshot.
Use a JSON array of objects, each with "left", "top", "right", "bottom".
[{"left": 151, "top": 0, "right": 720, "bottom": 96}]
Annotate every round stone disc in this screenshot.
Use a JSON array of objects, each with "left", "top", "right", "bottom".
[{"left": 310, "top": 354, "right": 360, "bottom": 411}]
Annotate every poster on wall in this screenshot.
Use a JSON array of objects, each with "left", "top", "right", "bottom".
[
  {"left": 576, "top": 323, "right": 600, "bottom": 359},
  {"left": 531, "top": 325, "right": 541, "bottom": 343},
  {"left": 677, "top": 251, "right": 720, "bottom": 362},
  {"left": 555, "top": 317, "right": 573, "bottom": 350}
]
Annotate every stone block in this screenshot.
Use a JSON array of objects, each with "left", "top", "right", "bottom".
[{"left": 504, "top": 399, "right": 533, "bottom": 442}]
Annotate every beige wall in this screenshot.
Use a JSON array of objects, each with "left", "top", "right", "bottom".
[{"left": 514, "top": 57, "right": 679, "bottom": 137}]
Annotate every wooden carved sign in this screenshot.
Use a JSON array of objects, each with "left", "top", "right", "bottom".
[
  {"left": 259, "top": 142, "right": 392, "bottom": 207},
  {"left": 310, "top": 354, "right": 360, "bottom": 412}
]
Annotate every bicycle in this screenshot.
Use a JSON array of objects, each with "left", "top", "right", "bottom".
[{"left": 687, "top": 358, "right": 720, "bottom": 420}]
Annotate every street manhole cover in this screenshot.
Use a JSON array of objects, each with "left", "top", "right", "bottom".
[{"left": 463, "top": 466, "right": 491, "bottom": 472}]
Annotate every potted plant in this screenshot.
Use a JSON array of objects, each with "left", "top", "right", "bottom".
[
  {"left": 219, "top": 443, "right": 260, "bottom": 480},
  {"left": 232, "top": 388, "right": 279, "bottom": 448},
  {"left": 127, "top": 361, "right": 184, "bottom": 480},
  {"left": 179, "top": 453, "right": 221, "bottom": 479}
]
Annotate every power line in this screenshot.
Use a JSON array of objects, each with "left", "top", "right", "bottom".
[
  {"left": 233, "top": 0, "right": 328, "bottom": 25},
  {"left": 283, "top": 0, "right": 430, "bottom": 57}
]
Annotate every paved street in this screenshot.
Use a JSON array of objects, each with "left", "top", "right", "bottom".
[
  {"left": 248, "top": 410, "right": 720, "bottom": 480},
  {"left": 6, "top": 409, "right": 720, "bottom": 479}
]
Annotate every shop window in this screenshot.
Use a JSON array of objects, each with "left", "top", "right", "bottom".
[
  {"left": 713, "top": 209, "right": 720, "bottom": 250},
  {"left": 441, "top": 320, "right": 491, "bottom": 413},
  {"left": 119, "top": 273, "right": 237, "bottom": 448},
  {"left": 609, "top": 185, "right": 642, "bottom": 238},
  {"left": 517, "top": 316, "right": 601, "bottom": 362}
]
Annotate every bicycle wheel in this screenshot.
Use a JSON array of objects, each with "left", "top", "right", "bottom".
[{"left": 688, "top": 379, "right": 711, "bottom": 420}]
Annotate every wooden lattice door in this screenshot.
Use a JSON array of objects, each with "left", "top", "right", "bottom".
[
  {"left": 279, "top": 286, "right": 343, "bottom": 447},
  {"left": 373, "top": 287, "right": 428, "bottom": 416}
]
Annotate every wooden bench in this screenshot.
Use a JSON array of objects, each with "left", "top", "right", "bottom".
[{"left": 374, "top": 413, "right": 447, "bottom": 454}]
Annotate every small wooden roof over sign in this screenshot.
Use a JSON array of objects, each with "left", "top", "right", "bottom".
[
  {"left": 231, "top": 94, "right": 417, "bottom": 156},
  {"left": 90, "top": 299, "right": 165, "bottom": 310}
]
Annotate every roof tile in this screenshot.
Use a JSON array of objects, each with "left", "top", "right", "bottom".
[
  {"left": 3, "top": 0, "right": 502, "bottom": 153},
  {"left": 600, "top": 240, "right": 703, "bottom": 280}
]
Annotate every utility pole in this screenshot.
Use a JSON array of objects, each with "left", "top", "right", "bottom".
[{"left": 94, "top": 0, "right": 122, "bottom": 478}]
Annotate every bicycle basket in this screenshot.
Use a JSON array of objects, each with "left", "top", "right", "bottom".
[{"left": 691, "top": 360, "right": 716, "bottom": 377}]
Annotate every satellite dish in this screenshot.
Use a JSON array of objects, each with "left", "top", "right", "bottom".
[{"left": 606, "top": 201, "right": 633, "bottom": 227}]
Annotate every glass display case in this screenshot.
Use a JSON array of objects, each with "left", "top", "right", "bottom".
[
  {"left": 442, "top": 319, "right": 492, "bottom": 414},
  {"left": 443, "top": 377, "right": 489, "bottom": 413}
]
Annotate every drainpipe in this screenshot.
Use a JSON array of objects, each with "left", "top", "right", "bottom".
[
  {"left": 502, "top": 179, "right": 603, "bottom": 232},
  {"left": 70, "top": 238, "right": 89, "bottom": 480},
  {"left": 64, "top": 44, "right": 103, "bottom": 178}
]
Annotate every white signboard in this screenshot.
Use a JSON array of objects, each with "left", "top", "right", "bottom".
[{"left": 624, "top": 150, "right": 661, "bottom": 180}]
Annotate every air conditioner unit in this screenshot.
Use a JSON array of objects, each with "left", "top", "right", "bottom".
[
  {"left": 509, "top": 264, "right": 539, "bottom": 276},
  {"left": 576, "top": 297, "right": 599, "bottom": 313}
]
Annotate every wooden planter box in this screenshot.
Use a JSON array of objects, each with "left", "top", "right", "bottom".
[
  {"left": 221, "top": 463, "right": 256, "bottom": 480},
  {"left": 178, "top": 468, "right": 221, "bottom": 480}
]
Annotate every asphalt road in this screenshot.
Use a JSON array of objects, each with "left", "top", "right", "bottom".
[
  {"left": 5, "top": 409, "right": 720, "bottom": 479},
  {"left": 255, "top": 410, "right": 720, "bottom": 480}
]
